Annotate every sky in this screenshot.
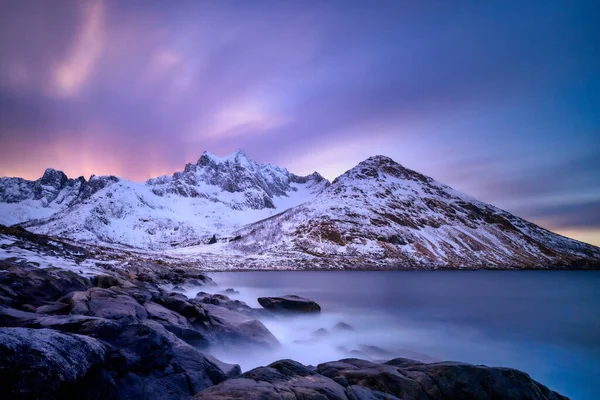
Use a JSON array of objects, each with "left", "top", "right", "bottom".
[{"left": 0, "top": 0, "right": 599, "bottom": 245}]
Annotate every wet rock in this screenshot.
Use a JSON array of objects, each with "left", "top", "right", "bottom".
[
  {"left": 0, "top": 318, "right": 237, "bottom": 400},
  {"left": 0, "top": 327, "right": 108, "bottom": 399},
  {"left": 0, "top": 261, "right": 90, "bottom": 309},
  {"left": 313, "top": 328, "right": 329, "bottom": 337},
  {"left": 144, "top": 301, "right": 209, "bottom": 347},
  {"left": 258, "top": 295, "right": 321, "bottom": 313},
  {"left": 91, "top": 274, "right": 120, "bottom": 288},
  {"left": 194, "top": 357, "right": 569, "bottom": 400},
  {"left": 219, "top": 288, "right": 240, "bottom": 295},
  {"left": 156, "top": 293, "right": 206, "bottom": 322},
  {"left": 35, "top": 301, "right": 71, "bottom": 314},
  {"left": 63, "top": 287, "right": 148, "bottom": 322},
  {"left": 334, "top": 322, "right": 355, "bottom": 332},
  {"left": 196, "top": 303, "right": 279, "bottom": 349}
]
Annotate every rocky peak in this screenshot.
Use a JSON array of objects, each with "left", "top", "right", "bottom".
[
  {"left": 197, "top": 150, "right": 252, "bottom": 167},
  {"left": 147, "top": 150, "right": 329, "bottom": 210},
  {"left": 38, "top": 168, "right": 69, "bottom": 189},
  {"left": 76, "top": 175, "right": 119, "bottom": 202},
  {"left": 333, "top": 156, "right": 430, "bottom": 185}
]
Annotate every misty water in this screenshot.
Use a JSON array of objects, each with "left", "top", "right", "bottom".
[{"left": 197, "top": 271, "right": 599, "bottom": 400}]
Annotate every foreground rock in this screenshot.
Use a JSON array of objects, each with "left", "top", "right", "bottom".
[
  {"left": 0, "top": 260, "right": 282, "bottom": 399},
  {"left": 0, "top": 325, "right": 230, "bottom": 400},
  {"left": 194, "top": 358, "right": 569, "bottom": 400},
  {"left": 258, "top": 295, "right": 321, "bottom": 313}
]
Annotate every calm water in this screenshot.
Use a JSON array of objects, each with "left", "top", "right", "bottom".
[{"left": 205, "top": 271, "right": 600, "bottom": 400}]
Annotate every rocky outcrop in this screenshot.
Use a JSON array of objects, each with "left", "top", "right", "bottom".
[
  {"left": 258, "top": 295, "right": 321, "bottom": 313},
  {"left": 0, "top": 260, "right": 91, "bottom": 309},
  {"left": 0, "top": 323, "right": 231, "bottom": 400},
  {"left": 0, "top": 327, "right": 108, "bottom": 399},
  {"left": 0, "top": 260, "right": 282, "bottom": 399},
  {"left": 194, "top": 358, "right": 569, "bottom": 400}
]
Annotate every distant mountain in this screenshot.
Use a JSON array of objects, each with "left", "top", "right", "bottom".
[
  {"left": 4, "top": 151, "right": 327, "bottom": 249},
  {"left": 0, "top": 168, "right": 114, "bottom": 225},
  {"left": 226, "top": 156, "right": 600, "bottom": 269},
  {"left": 0, "top": 152, "right": 598, "bottom": 268}
]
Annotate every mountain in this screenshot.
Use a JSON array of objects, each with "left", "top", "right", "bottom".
[
  {"left": 0, "top": 152, "right": 598, "bottom": 269},
  {"left": 0, "top": 168, "right": 116, "bottom": 226},
  {"left": 9, "top": 151, "right": 328, "bottom": 249},
  {"left": 224, "top": 156, "right": 600, "bottom": 269}
]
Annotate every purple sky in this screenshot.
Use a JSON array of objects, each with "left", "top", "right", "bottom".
[{"left": 1, "top": 0, "right": 599, "bottom": 245}]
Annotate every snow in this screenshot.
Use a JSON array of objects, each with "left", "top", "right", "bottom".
[
  {"left": 12, "top": 152, "right": 328, "bottom": 251},
  {"left": 0, "top": 201, "right": 59, "bottom": 226},
  {"left": 1, "top": 151, "right": 598, "bottom": 270},
  {"left": 0, "top": 234, "right": 115, "bottom": 277}
]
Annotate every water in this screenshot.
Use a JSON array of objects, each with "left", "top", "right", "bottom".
[{"left": 204, "top": 271, "right": 600, "bottom": 400}]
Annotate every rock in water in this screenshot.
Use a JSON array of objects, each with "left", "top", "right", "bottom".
[
  {"left": 257, "top": 295, "right": 321, "bottom": 313},
  {"left": 334, "top": 322, "right": 355, "bottom": 332},
  {"left": 194, "top": 357, "right": 570, "bottom": 400}
]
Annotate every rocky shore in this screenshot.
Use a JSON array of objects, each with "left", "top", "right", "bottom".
[{"left": 0, "top": 229, "right": 569, "bottom": 399}]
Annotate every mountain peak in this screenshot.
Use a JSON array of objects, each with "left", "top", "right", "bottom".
[
  {"left": 332, "top": 155, "right": 431, "bottom": 185},
  {"left": 363, "top": 155, "right": 397, "bottom": 165},
  {"left": 198, "top": 149, "right": 252, "bottom": 166},
  {"left": 39, "top": 168, "right": 68, "bottom": 188}
]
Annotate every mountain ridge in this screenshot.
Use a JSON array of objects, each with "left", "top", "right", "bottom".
[{"left": 1, "top": 151, "right": 598, "bottom": 269}]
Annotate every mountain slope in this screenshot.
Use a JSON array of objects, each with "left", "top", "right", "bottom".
[
  {"left": 15, "top": 151, "right": 328, "bottom": 249},
  {"left": 225, "top": 156, "right": 600, "bottom": 269}
]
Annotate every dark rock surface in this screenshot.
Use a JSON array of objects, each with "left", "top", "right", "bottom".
[
  {"left": 194, "top": 358, "right": 569, "bottom": 400},
  {"left": 258, "top": 295, "right": 321, "bottom": 313},
  {"left": 0, "top": 327, "right": 107, "bottom": 399},
  {"left": 0, "top": 259, "right": 284, "bottom": 399}
]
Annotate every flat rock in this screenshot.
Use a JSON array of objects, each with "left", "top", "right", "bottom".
[{"left": 257, "top": 295, "right": 321, "bottom": 313}]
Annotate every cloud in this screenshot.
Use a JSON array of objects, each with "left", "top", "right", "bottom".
[{"left": 52, "top": 0, "right": 105, "bottom": 97}]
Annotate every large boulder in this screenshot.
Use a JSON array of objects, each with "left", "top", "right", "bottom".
[
  {"left": 194, "top": 357, "right": 569, "bottom": 400},
  {"left": 0, "top": 327, "right": 108, "bottom": 399},
  {"left": 194, "top": 359, "right": 348, "bottom": 400},
  {"left": 0, "top": 320, "right": 238, "bottom": 400},
  {"left": 196, "top": 302, "right": 279, "bottom": 349},
  {"left": 0, "top": 261, "right": 90, "bottom": 310},
  {"left": 257, "top": 295, "right": 321, "bottom": 313},
  {"left": 63, "top": 287, "right": 148, "bottom": 322}
]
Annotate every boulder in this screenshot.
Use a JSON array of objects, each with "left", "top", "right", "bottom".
[
  {"left": 257, "top": 295, "right": 321, "bottom": 313},
  {"left": 0, "top": 318, "right": 238, "bottom": 400},
  {"left": 196, "top": 303, "right": 279, "bottom": 349},
  {"left": 156, "top": 293, "right": 207, "bottom": 322},
  {"left": 144, "top": 301, "right": 209, "bottom": 347},
  {"left": 219, "top": 288, "right": 240, "bottom": 295},
  {"left": 334, "top": 322, "right": 355, "bottom": 332},
  {"left": 0, "top": 261, "right": 90, "bottom": 309},
  {"left": 63, "top": 287, "right": 148, "bottom": 322},
  {"left": 194, "top": 357, "right": 569, "bottom": 400},
  {"left": 91, "top": 275, "right": 120, "bottom": 288},
  {"left": 0, "top": 327, "right": 108, "bottom": 399}
]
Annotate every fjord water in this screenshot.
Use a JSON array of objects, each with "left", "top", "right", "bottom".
[{"left": 206, "top": 271, "right": 599, "bottom": 400}]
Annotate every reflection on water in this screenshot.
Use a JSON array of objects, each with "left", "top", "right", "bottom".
[{"left": 198, "top": 271, "right": 599, "bottom": 400}]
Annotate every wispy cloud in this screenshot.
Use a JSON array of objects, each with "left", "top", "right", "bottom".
[{"left": 52, "top": 0, "right": 105, "bottom": 97}]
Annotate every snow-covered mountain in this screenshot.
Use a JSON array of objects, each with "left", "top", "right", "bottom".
[
  {"left": 0, "top": 168, "right": 114, "bottom": 225},
  {"left": 7, "top": 151, "right": 327, "bottom": 249},
  {"left": 224, "top": 156, "right": 600, "bottom": 269},
  {"left": 1, "top": 152, "right": 598, "bottom": 268}
]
